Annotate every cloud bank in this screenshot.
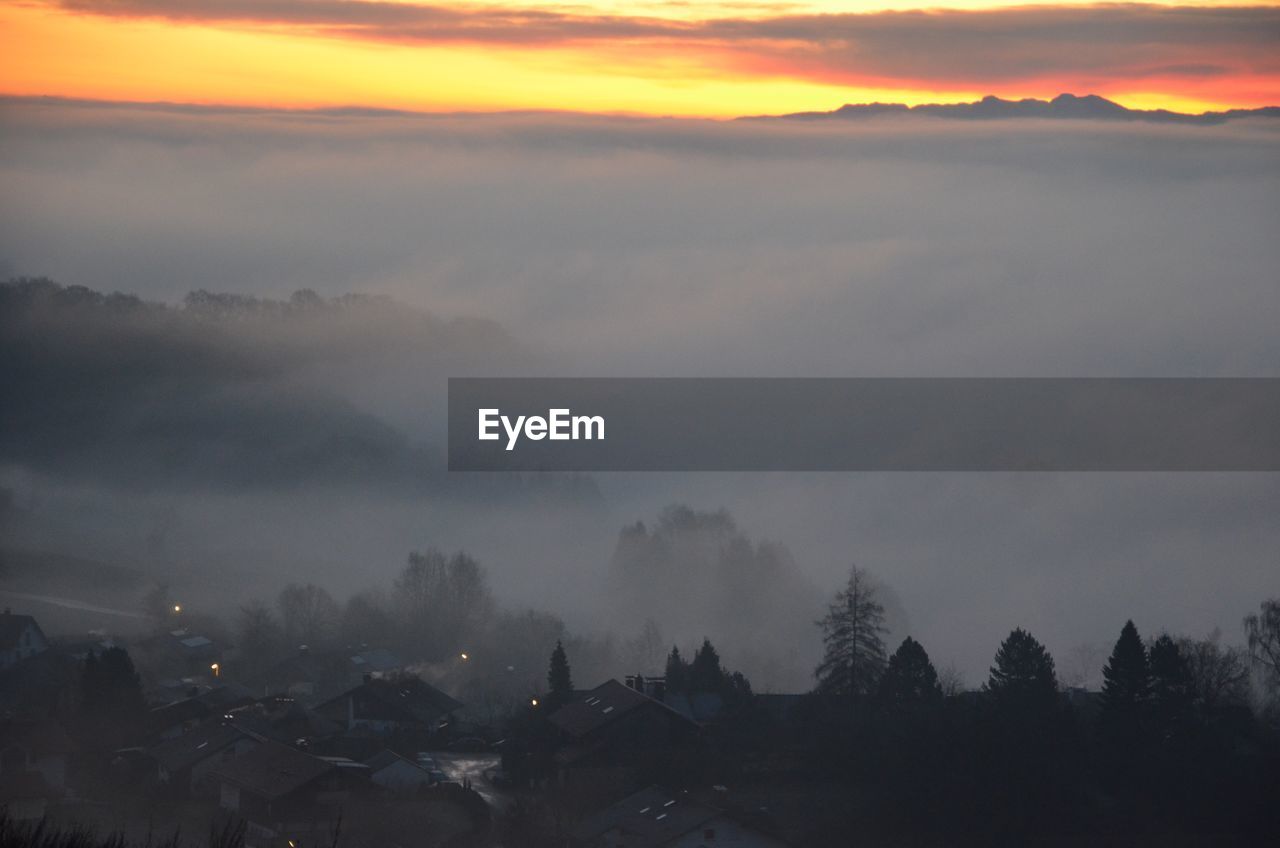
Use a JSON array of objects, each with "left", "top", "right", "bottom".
[{"left": 1, "top": 99, "right": 1278, "bottom": 683}]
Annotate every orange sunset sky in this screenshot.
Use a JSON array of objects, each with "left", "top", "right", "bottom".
[{"left": 2, "top": 0, "right": 1278, "bottom": 116}]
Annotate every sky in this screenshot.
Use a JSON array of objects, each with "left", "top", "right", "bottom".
[
  {"left": 2, "top": 1, "right": 1279, "bottom": 116},
  {"left": 1, "top": 99, "right": 1277, "bottom": 687}
]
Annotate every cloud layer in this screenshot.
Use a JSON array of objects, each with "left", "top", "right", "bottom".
[
  {"left": 1, "top": 99, "right": 1277, "bottom": 682},
  {"left": 44, "top": 1, "right": 1280, "bottom": 99}
]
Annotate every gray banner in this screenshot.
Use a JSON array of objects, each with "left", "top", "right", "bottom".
[{"left": 447, "top": 378, "right": 1280, "bottom": 471}]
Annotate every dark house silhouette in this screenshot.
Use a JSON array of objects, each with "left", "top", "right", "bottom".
[{"left": 548, "top": 679, "right": 700, "bottom": 802}]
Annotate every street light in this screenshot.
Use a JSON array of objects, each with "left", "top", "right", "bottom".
[
  {"left": 460, "top": 652, "right": 469, "bottom": 661},
  {"left": 530, "top": 698, "right": 539, "bottom": 707},
  {"left": 172, "top": 604, "right": 182, "bottom": 614},
  {"left": 210, "top": 662, "right": 220, "bottom": 678}
]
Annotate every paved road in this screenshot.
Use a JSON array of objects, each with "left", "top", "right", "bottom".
[{"left": 430, "top": 752, "right": 509, "bottom": 810}]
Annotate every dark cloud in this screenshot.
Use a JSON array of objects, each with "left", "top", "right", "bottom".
[{"left": 46, "top": 1, "right": 1280, "bottom": 86}]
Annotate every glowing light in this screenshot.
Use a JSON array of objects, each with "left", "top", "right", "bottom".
[
  {"left": 531, "top": 698, "right": 539, "bottom": 707},
  {"left": 172, "top": 604, "right": 182, "bottom": 613},
  {"left": 460, "top": 653, "right": 469, "bottom": 661}
]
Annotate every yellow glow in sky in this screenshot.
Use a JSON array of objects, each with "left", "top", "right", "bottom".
[{"left": 2, "top": 1, "right": 1276, "bottom": 116}]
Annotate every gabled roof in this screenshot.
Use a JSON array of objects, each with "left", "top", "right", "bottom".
[
  {"left": 212, "top": 740, "right": 335, "bottom": 801},
  {"left": 549, "top": 679, "right": 692, "bottom": 739},
  {"left": 316, "top": 677, "right": 463, "bottom": 725},
  {"left": 570, "top": 786, "right": 720, "bottom": 846},
  {"left": 146, "top": 722, "right": 255, "bottom": 773},
  {"left": 0, "top": 613, "right": 43, "bottom": 652},
  {"left": 363, "top": 748, "right": 423, "bottom": 773}
]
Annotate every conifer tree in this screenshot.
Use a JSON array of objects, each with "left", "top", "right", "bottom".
[
  {"left": 665, "top": 645, "right": 688, "bottom": 693},
  {"left": 815, "top": 565, "right": 888, "bottom": 696},
  {"left": 547, "top": 640, "right": 573, "bottom": 703},
  {"left": 879, "top": 636, "right": 943, "bottom": 709},
  {"left": 1100, "top": 621, "right": 1151, "bottom": 711},
  {"left": 690, "top": 638, "right": 724, "bottom": 693},
  {"left": 985, "top": 627, "right": 1058, "bottom": 710}
]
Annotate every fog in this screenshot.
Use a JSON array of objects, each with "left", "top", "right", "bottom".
[{"left": 2, "top": 98, "right": 1278, "bottom": 687}]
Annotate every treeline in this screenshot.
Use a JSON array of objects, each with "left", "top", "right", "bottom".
[
  {"left": 139, "top": 548, "right": 671, "bottom": 712},
  {"left": 787, "top": 570, "right": 1280, "bottom": 843}
]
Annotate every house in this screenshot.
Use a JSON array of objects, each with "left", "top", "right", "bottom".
[
  {"left": 148, "top": 684, "right": 257, "bottom": 740},
  {"left": 0, "top": 612, "right": 48, "bottom": 670},
  {"left": 213, "top": 741, "right": 354, "bottom": 847},
  {"left": 364, "top": 749, "right": 433, "bottom": 793},
  {"left": 570, "top": 786, "right": 790, "bottom": 848},
  {"left": 0, "top": 719, "right": 76, "bottom": 820},
  {"left": 134, "top": 628, "right": 222, "bottom": 678},
  {"left": 314, "top": 675, "right": 463, "bottom": 736},
  {"left": 236, "top": 694, "right": 342, "bottom": 746},
  {"left": 145, "top": 719, "right": 268, "bottom": 797},
  {"left": 548, "top": 680, "right": 701, "bottom": 802}
]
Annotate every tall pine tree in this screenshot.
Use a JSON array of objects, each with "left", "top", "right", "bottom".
[
  {"left": 815, "top": 565, "right": 887, "bottom": 696},
  {"left": 547, "top": 640, "right": 573, "bottom": 705},
  {"left": 1100, "top": 620, "right": 1151, "bottom": 715}
]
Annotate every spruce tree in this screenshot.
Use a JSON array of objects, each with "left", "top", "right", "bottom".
[
  {"left": 690, "top": 638, "right": 724, "bottom": 693},
  {"left": 985, "top": 627, "right": 1058, "bottom": 710},
  {"left": 1100, "top": 620, "right": 1151, "bottom": 714},
  {"left": 547, "top": 640, "right": 573, "bottom": 704},
  {"left": 879, "top": 636, "right": 943, "bottom": 709},
  {"left": 665, "top": 645, "right": 688, "bottom": 693},
  {"left": 1097, "top": 620, "right": 1153, "bottom": 777}
]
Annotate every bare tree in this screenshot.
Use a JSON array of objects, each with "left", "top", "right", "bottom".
[
  {"left": 396, "top": 548, "right": 494, "bottom": 661},
  {"left": 276, "top": 582, "right": 339, "bottom": 649},
  {"left": 235, "top": 600, "right": 284, "bottom": 682},
  {"left": 815, "top": 565, "right": 887, "bottom": 696},
  {"left": 1245, "top": 599, "right": 1280, "bottom": 711},
  {"left": 1178, "top": 629, "right": 1250, "bottom": 714}
]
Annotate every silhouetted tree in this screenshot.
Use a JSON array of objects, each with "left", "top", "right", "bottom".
[
  {"left": 815, "top": 565, "right": 887, "bottom": 696},
  {"left": 665, "top": 645, "right": 689, "bottom": 693},
  {"left": 547, "top": 640, "right": 573, "bottom": 705},
  {"left": 878, "top": 636, "right": 942, "bottom": 710},
  {"left": 234, "top": 600, "right": 283, "bottom": 683},
  {"left": 1101, "top": 621, "right": 1151, "bottom": 711},
  {"left": 978, "top": 629, "right": 1081, "bottom": 839},
  {"left": 1096, "top": 621, "right": 1153, "bottom": 806},
  {"left": 985, "top": 627, "right": 1058, "bottom": 710},
  {"left": 690, "top": 638, "right": 724, "bottom": 693},
  {"left": 396, "top": 548, "right": 494, "bottom": 661},
  {"left": 1179, "top": 631, "right": 1250, "bottom": 716},
  {"left": 276, "top": 582, "right": 339, "bottom": 649},
  {"left": 1244, "top": 599, "right": 1280, "bottom": 714},
  {"left": 79, "top": 647, "right": 145, "bottom": 751}
]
